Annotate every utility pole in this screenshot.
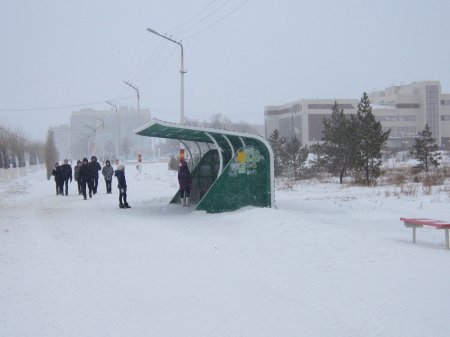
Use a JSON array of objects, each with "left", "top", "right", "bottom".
[
  {"left": 147, "top": 28, "right": 186, "bottom": 123},
  {"left": 106, "top": 101, "right": 119, "bottom": 160},
  {"left": 123, "top": 80, "right": 142, "bottom": 155}
]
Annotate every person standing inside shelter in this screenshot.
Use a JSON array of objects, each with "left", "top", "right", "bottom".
[
  {"left": 60, "top": 159, "right": 73, "bottom": 196},
  {"left": 51, "top": 162, "right": 62, "bottom": 195},
  {"left": 102, "top": 160, "right": 114, "bottom": 194},
  {"left": 178, "top": 160, "right": 192, "bottom": 207},
  {"left": 73, "top": 160, "right": 82, "bottom": 195},
  {"left": 78, "top": 158, "right": 91, "bottom": 200},
  {"left": 88, "top": 156, "right": 102, "bottom": 195},
  {"left": 114, "top": 164, "right": 130, "bottom": 208}
]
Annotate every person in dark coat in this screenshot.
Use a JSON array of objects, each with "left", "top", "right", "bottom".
[
  {"left": 102, "top": 160, "right": 114, "bottom": 194},
  {"left": 88, "top": 156, "right": 102, "bottom": 194},
  {"left": 51, "top": 162, "right": 62, "bottom": 195},
  {"left": 60, "top": 159, "right": 73, "bottom": 196},
  {"left": 114, "top": 164, "right": 130, "bottom": 208},
  {"left": 78, "top": 158, "right": 91, "bottom": 200},
  {"left": 178, "top": 160, "right": 192, "bottom": 206},
  {"left": 73, "top": 160, "right": 82, "bottom": 195}
]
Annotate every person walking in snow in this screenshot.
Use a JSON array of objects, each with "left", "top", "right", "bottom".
[
  {"left": 73, "top": 160, "right": 82, "bottom": 195},
  {"left": 51, "top": 162, "right": 62, "bottom": 195},
  {"left": 178, "top": 159, "right": 192, "bottom": 206},
  {"left": 88, "top": 156, "right": 102, "bottom": 195},
  {"left": 78, "top": 158, "right": 92, "bottom": 200},
  {"left": 60, "top": 159, "right": 73, "bottom": 196},
  {"left": 102, "top": 160, "right": 114, "bottom": 194},
  {"left": 114, "top": 164, "right": 130, "bottom": 208}
]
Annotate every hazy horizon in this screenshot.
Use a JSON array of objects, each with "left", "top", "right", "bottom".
[{"left": 1, "top": 0, "right": 449, "bottom": 142}]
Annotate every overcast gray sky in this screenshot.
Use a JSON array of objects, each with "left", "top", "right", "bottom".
[{"left": 1, "top": 0, "right": 449, "bottom": 141}]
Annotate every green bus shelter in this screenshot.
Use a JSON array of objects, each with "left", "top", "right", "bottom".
[{"left": 135, "top": 119, "right": 274, "bottom": 213}]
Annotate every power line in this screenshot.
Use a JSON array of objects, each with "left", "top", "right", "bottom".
[
  {"left": 182, "top": 0, "right": 250, "bottom": 41},
  {"left": 129, "top": 39, "right": 169, "bottom": 83},
  {"left": 167, "top": 0, "right": 222, "bottom": 33},
  {"left": 170, "top": 0, "right": 233, "bottom": 36},
  {"left": 137, "top": 45, "right": 178, "bottom": 87},
  {"left": 0, "top": 95, "right": 135, "bottom": 112}
]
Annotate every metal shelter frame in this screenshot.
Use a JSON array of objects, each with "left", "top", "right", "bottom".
[{"left": 135, "top": 119, "right": 274, "bottom": 213}]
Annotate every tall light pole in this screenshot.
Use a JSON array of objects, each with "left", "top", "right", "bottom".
[
  {"left": 123, "top": 80, "right": 142, "bottom": 155},
  {"left": 147, "top": 27, "right": 186, "bottom": 123},
  {"left": 123, "top": 80, "right": 140, "bottom": 121},
  {"left": 106, "top": 101, "right": 119, "bottom": 160}
]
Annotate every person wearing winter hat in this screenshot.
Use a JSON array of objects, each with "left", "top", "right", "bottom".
[
  {"left": 60, "top": 159, "right": 73, "bottom": 196},
  {"left": 102, "top": 160, "right": 114, "bottom": 194},
  {"left": 114, "top": 164, "right": 130, "bottom": 208},
  {"left": 78, "top": 158, "right": 91, "bottom": 200},
  {"left": 51, "top": 162, "right": 62, "bottom": 195},
  {"left": 74, "top": 160, "right": 82, "bottom": 195},
  {"left": 178, "top": 159, "right": 192, "bottom": 206},
  {"left": 88, "top": 155, "right": 102, "bottom": 194}
]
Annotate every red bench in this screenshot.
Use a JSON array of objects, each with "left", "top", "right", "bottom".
[{"left": 400, "top": 218, "right": 450, "bottom": 250}]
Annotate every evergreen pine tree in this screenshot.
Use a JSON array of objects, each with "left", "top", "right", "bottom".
[
  {"left": 353, "top": 92, "right": 390, "bottom": 185},
  {"left": 321, "top": 101, "right": 356, "bottom": 183},
  {"left": 309, "top": 142, "right": 328, "bottom": 173},
  {"left": 268, "top": 129, "right": 286, "bottom": 177},
  {"left": 411, "top": 124, "right": 441, "bottom": 172},
  {"left": 281, "top": 136, "right": 308, "bottom": 180}
]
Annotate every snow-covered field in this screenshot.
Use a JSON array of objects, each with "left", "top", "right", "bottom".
[{"left": 1, "top": 162, "right": 450, "bottom": 337}]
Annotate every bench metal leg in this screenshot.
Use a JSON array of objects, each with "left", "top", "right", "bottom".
[
  {"left": 446, "top": 229, "right": 449, "bottom": 250},
  {"left": 412, "top": 227, "right": 416, "bottom": 243}
]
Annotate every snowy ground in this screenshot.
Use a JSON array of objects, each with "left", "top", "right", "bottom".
[{"left": 1, "top": 162, "right": 450, "bottom": 337}]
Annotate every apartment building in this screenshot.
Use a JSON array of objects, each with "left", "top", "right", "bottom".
[
  {"left": 265, "top": 81, "right": 450, "bottom": 148},
  {"left": 70, "top": 107, "right": 151, "bottom": 161}
]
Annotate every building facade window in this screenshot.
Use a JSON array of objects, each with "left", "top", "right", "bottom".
[
  {"left": 388, "top": 126, "right": 417, "bottom": 138},
  {"left": 395, "top": 103, "right": 420, "bottom": 109},
  {"left": 308, "top": 114, "right": 330, "bottom": 141},
  {"left": 426, "top": 85, "right": 440, "bottom": 139},
  {"left": 377, "top": 115, "right": 416, "bottom": 121},
  {"left": 307, "top": 104, "right": 355, "bottom": 110},
  {"left": 279, "top": 115, "right": 302, "bottom": 141}
]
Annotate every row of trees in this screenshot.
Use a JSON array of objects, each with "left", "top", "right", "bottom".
[
  {"left": 269, "top": 92, "right": 442, "bottom": 185},
  {"left": 0, "top": 125, "right": 44, "bottom": 169}
]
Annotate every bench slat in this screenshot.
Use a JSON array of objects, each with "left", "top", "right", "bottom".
[{"left": 400, "top": 217, "right": 450, "bottom": 229}]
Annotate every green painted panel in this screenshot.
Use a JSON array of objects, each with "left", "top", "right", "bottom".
[
  {"left": 136, "top": 119, "right": 274, "bottom": 212},
  {"left": 196, "top": 145, "right": 271, "bottom": 213}
]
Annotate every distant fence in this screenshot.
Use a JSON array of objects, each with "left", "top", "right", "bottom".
[{"left": 0, "top": 164, "right": 43, "bottom": 183}]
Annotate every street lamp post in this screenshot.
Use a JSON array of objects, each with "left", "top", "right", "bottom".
[
  {"left": 106, "top": 101, "right": 119, "bottom": 160},
  {"left": 94, "top": 117, "right": 105, "bottom": 161},
  {"left": 123, "top": 81, "right": 142, "bottom": 155},
  {"left": 85, "top": 119, "right": 104, "bottom": 159},
  {"left": 147, "top": 27, "right": 186, "bottom": 123}
]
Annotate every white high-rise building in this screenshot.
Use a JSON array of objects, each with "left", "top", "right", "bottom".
[
  {"left": 70, "top": 106, "right": 151, "bottom": 161},
  {"left": 265, "top": 81, "right": 450, "bottom": 149}
]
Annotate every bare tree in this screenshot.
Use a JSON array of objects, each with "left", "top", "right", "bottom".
[{"left": 45, "top": 129, "right": 59, "bottom": 179}]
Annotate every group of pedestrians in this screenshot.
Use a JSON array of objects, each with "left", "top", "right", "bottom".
[
  {"left": 51, "top": 159, "right": 73, "bottom": 196},
  {"left": 52, "top": 156, "right": 192, "bottom": 209},
  {"left": 52, "top": 156, "right": 130, "bottom": 208}
]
